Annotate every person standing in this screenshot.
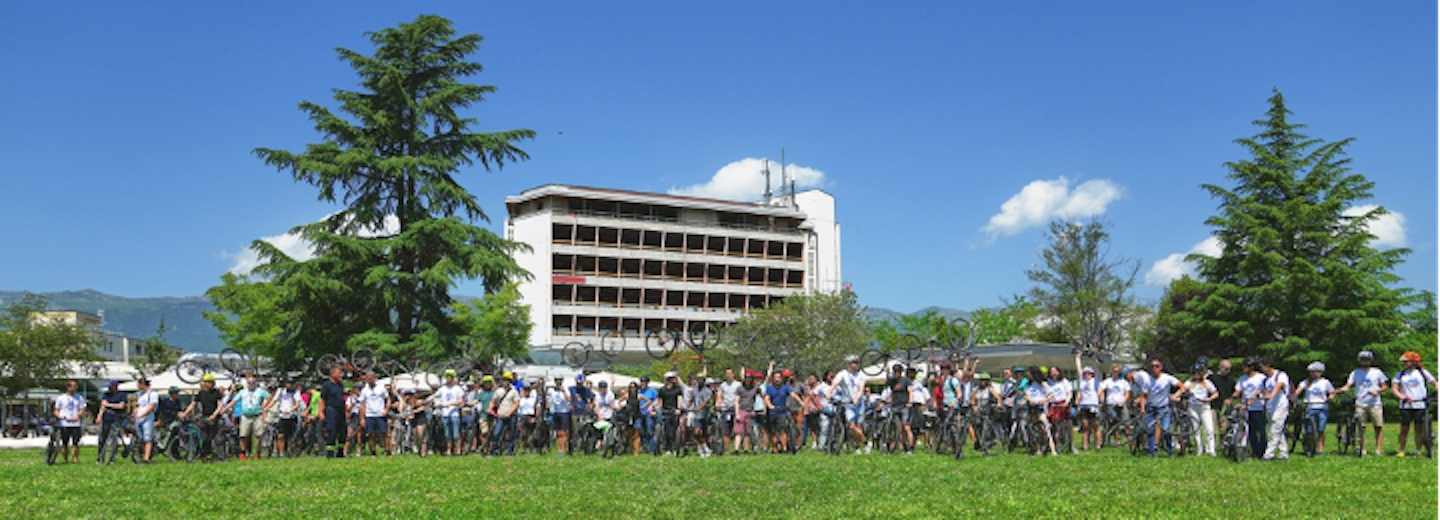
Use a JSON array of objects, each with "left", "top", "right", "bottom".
[
  {"left": 218, "top": 373, "right": 270, "bottom": 460},
  {"left": 1099, "top": 365, "right": 1131, "bottom": 427},
  {"left": 490, "top": 372, "right": 521, "bottom": 456},
  {"left": 637, "top": 376, "right": 658, "bottom": 453},
  {"left": 1258, "top": 358, "right": 1291, "bottom": 460},
  {"left": 320, "top": 367, "right": 347, "bottom": 458},
  {"left": 1292, "top": 362, "right": 1335, "bottom": 456},
  {"left": 358, "top": 372, "right": 391, "bottom": 457},
  {"left": 549, "top": 375, "right": 573, "bottom": 455},
  {"left": 1335, "top": 350, "right": 1388, "bottom": 456},
  {"left": 181, "top": 374, "right": 224, "bottom": 458},
  {"left": 733, "top": 371, "right": 760, "bottom": 454},
  {"left": 1233, "top": 358, "right": 1268, "bottom": 460},
  {"left": 52, "top": 380, "right": 85, "bottom": 464},
  {"left": 1134, "top": 360, "right": 1180, "bottom": 456},
  {"left": 95, "top": 380, "right": 126, "bottom": 464},
  {"left": 1390, "top": 351, "right": 1437, "bottom": 458},
  {"left": 264, "top": 380, "right": 302, "bottom": 457},
  {"left": 717, "top": 368, "right": 741, "bottom": 454},
  {"left": 132, "top": 378, "right": 158, "bottom": 463},
  {"left": 828, "top": 357, "right": 869, "bottom": 454},
  {"left": 1073, "top": 358, "right": 1102, "bottom": 452},
  {"left": 1207, "top": 359, "right": 1236, "bottom": 440},
  {"left": 1182, "top": 364, "right": 1218, "bottom": 456},
  {"left": 435, "top": 370, "right": 464, "bottom": 456}
]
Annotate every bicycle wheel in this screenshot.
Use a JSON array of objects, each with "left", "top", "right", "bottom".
[
  {"left": 176, "top": 359, "right": 207, "bottom": 384},
  {"left": 858, "top": 350, "right": 887, "bottom": 376},
  {"left": 1104, "top": 421, "right": 1131, "bottom": 448},
  {"left": 1420, "top": 413, "right": 1434, "bottom": 458},
  {"left": 931, "top": 420, "right": 951, "bottom": 456},
  {"left": 980, "top": 420, "right": 1005, "bottom": 456},
  {"left": 643, "top": 329, "right": 677, "bottom": 360},
  {"left": 561, "top": 341, "right": 590, "bottom": 369},
  {"left": 314, "top": 354, "right": 341, "bottom": 379},
  {"left": 351, "top": 348, "right": 376, "bottom": 372},
  {"left": 220, "top": 348, "right": 248, "bottom": 375},
  {"left": 45, "top": 435, "right": 59, "bottom": 466},
  {"left": 1231, "top": 427, "right": 1248, "bottom": 463},
  {"left": 1303, "top": 416, "right": 1319, "bottom": 457},
  {"left": 1352, "top": 422, "right": 1364, "bottom": 458},
  {"left": 1054, "top": 420, "right": 1073, "bottom": 454}
]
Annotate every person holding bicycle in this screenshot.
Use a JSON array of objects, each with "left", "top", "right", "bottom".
[
  {"left": 549, "top": 375, "right": 573, "bottom": 455},
  {"left": 1044, "top": 366, "right": 1072, "bottom": 455},
  {"left": 1335, "top": 350, "right": 1388, "bottom": 456},
  {"left": 1181, "top": 364, "right": 1218, "bottom": 456},
  {"left": 762, "top": 369, "right": 798, "bottom": 454},
  {"left": 1391, "top": 351, "right": 1437, "bottom": 458},
  {"left": 264, "top": 380, "right": 302, "bottom": 458},
  {"left": 158, "top": 387, "right": 182, "bottom": 431},
  {"left": 52, "top": 380, "right": 85, "bottom": 464},
  {"left": 829, "top": 356, "right": 869, "bottom": 454},
  {"left": 180, "top": 373, "right": 223, "bottom": 458},
  {"left": 95, "top": 379, "right": 126, "bottom": 464},
  {"left": 1073, "top": 358, "right": 1102, "bottom": 452},
  {"left": 883, "top": 364, "right": 915, "bottom": 454},
  {"left": 688, "top": 376, "right": 716, "bottom": 457},
  {"left": 490, "top": 372, "right": 521, "bottom": 456},
  {"left": 1257, "top": 358, "right": 1292, "bottom": 460},
  {"left": 1233, "top": 357, "right": 1268, "bottom": 460},
  {"left": 734, "top": 371, "right": 760, "bottom": 454},
  {"left": 637, "top": 375, "right": 658, "bottom": 453},
  {"left": 1292, "top": 362, "right": 1335, "bottom": 456},
  {"left": 717, "top": 368, "right": 741, "bottom": 454},
  {"left": 1099, "top": 365, "right": 1131, "bottom": 427},
  {"left": 132, "top": 378, "right": 158, "bottom": 464},
  {"left": 1134, "top": 359, "right": 1180, "bottom": 456},
  {"left": 217, "top": 372, "right": 269, "bottom": 460}
]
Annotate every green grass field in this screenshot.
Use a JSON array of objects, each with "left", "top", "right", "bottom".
[{"left": 2, "top": 425, "right": 1434, "bottom": 519}]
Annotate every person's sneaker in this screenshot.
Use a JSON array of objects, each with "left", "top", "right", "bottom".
[
  {"left": 864, "top": 445, "right": 872, "bottom": 454},
  {"left": 854, "top": 448, "right": 863, "bottom": 455},
  {"left": 239, "top": 454, "right": 247, "bottom": 461},
  {"left": 1396, "top": 451, "right": 1406, "bottom": 458}
]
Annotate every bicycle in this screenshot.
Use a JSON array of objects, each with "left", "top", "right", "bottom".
[
  {"left": 44, "top": 426, "right": 63, "bottom": 466},
  {"left": 1101, "top": 404, "right": 1137, "bottom": 448},
  {"left": 99, "top": 418, "right": 140, "bottom": 465},
  {"left": 176, "top": 356, "right": 228, "bottom": 385},
  {"left": 1007, "top": 406, "right": 1049, "bottom": 456},
  {"left": 857, "top": 335, "right": 925, "bottom": 377},
  {"left": 974, "top": 405, "right": 1007, "bottom": 456},
  {"left": 562, "top": 331, "right": 627, "bottom": 369},
  {"left": 600, "top": 411, "right": 632, "bottom": 459},
  {"left": 1052, "top": 407, "right": 1075, "bottom": 455},
  {"left": 1300, "top": 407, "right": 1322, "bottom": 458},
  {"left": 1415, "top": 396, "right": 1436, "bottom": 459},
  {"left": 1218, "top": 403, "right": 1249, "bottom": 463},
  {"left": 1167, "top": 399, "right": 1196, "bottom": 457},
  {"left": 158, "top": 418, "right": 202, "bottom": 463}
]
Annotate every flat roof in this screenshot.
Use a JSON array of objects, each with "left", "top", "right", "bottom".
[{"left": 507, "top": 184, "right": 809, "bottom": 219}]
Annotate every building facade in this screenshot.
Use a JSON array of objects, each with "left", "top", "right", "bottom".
[
  {"left": 28, "top": 310, "right": 177, "bottom": 363},
  {"left": 504, "top": 185, "right": 841, "bottom": 355}
]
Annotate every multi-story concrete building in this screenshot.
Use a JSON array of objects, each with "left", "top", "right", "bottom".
[
  {"left": 28, "top": 310, "right": 178, "bottom": 363},
  {"left": 504, "top": 184, "right": 841, "bottom": 358}
]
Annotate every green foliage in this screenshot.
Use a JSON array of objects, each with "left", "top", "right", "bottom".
[
  {"left": 450, "top": 283, "right": 533, "bottom": 363},
  {"left": 722, "top": 290, "right": 873, "bottom": 375},
  {"left": 1171, "top": 90, "right": 1414, "bottom": 374},
  {"left": 202, "top": 273, "right": 294, "bottom": 368},
  {"left": 871, "top": 310, "right": 952, "bottom": 352},
  {"left": 970, "top": 295, "right": 1050, "bottom": 344},
  {"left": 130, "top": 317, "right": 180, "bottom": 379},
  {"left": 231, "top": 15, "right": 533, "bottom": 362},
  {"left": 1026, "top": 220, "right": 1140, "bottom": 352},
  {"left": 0, "top": 293, "right": 102, "bottom": 393}
]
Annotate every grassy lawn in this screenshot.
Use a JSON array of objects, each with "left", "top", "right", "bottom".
[{"left": 1, "top": 424, "right": 1433, "bottom": 519}]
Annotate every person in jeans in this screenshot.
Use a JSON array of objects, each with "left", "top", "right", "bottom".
[
  {"left": 1258, "top": 358, "right": 1291, "bottom": 460},
  {"left": 1292, "top": 362, "right": 1335, "bottom": 455},
  {"left": 1335, "top": 350, "right": 1388, "bottom": 456},
  {"left": 1390, "top": 351, "right": 1437, "bottom": 458},
  {"left": 1182, "top": 364, "right": 1218, "bottom": 456},
  {"left": 1233, "top": 358, "right": 1268, "bottom": 459},
  {"left": 132, "top": 378, "right": 158, "bottom": 463},
  {"left": 434, "top": 370, "right": 464, "bottom": 456},
  {"left": 1134, "top": 359, "right": 1180, "bottom": 456},
  {"left": 52, "top": 380, "right": 85, "bottom": 464},
  {"left": 95, "top": 379, "right": 127, "bottom": 463},
  {"left": 829, "top": 356, "right": 869, "bottom": 454},
  {"left": 637, "top": 376, "right": 658, "bottom": 453}
]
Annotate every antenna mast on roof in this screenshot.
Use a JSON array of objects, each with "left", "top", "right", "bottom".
[{"left": 762, "top": 159, "right": 773, "bottom": 204}]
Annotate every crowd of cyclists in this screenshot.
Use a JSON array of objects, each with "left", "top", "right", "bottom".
[{"left": 45, "top": 348, "right": 1437, "bottom": 465}]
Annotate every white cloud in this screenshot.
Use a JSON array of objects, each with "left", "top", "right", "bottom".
[
  {"left": 224, "top": 214, "right": 399, "bottom": 275},
  {"left": 981, "top": 177, "right": 1123, "bottom": 239},
  {"left": 1145, "top": 236, "right": 1222, "bottom": 286},
  {"left": 1343, "top": 204, "right": 1407, "bottom": 248},
  {"left": 669, "top": 158, "right": 826, "bottom": 202}
]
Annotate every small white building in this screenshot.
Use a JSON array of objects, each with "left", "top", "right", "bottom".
[{"left": 504, "top": 184, "right": 842, "bottom": 357}]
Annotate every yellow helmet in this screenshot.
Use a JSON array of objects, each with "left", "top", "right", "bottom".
[{"left": 201, "top": 373, "right": 216, "bottom": 382}]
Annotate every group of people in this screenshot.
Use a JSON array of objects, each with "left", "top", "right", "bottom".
[{"left": 46, "top": 349, "right": 1436, "bottom": 464}]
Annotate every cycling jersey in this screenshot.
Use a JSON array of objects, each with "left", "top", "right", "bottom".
[
  {"left": 1295, "top": 378, "right": 1333, "bottom": 409},
  {"left": 1393, "top": 368, "right": 1436, "bottom": 409}
]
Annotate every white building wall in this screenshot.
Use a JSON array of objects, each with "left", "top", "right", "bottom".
[
  {"left": 794, "top": 190, "right": 843, "bottom": 293},
  {"left": 507, "top": 209, "right": 555, "bottom": 348}
]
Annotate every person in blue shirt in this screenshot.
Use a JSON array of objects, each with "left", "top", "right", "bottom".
[
  {"left": 763, "top": 371, "right": 799, "bottom": 454},
  {"left": 638, "top": 376, "right": 657, "bottom": 453}
]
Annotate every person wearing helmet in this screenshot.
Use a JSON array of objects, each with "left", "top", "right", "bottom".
[
  {"left": 1292, "top": 362, "right": 1335, "bottom": 455},
  {"left": 1257, "top": 358, "right": 1292, "bottom": 460},
  {"left": 1232, "top": 357, "right": 1268, "bottom": 460},
  {"left": 1391, "top": 351, "right": 1437, "bottom": 457},
  {"left": 435, "top": 369, "right": 465, "bottom": 456},
  {"left": 490, "top": 372, "right": 521, "bottom": 456},
  {"left": 828, "top": 355, "right": 869, "bottom": 454},
  {"left": 1335, "top": 350, "right": 1388, "bottom": 456},
  {"left": 473, "top": 375, "right": 496, "bottom": 455}
]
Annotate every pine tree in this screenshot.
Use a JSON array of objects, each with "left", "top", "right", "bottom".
[{"left": 1175, "top": 89, "right": 1413, "bottom": 371}]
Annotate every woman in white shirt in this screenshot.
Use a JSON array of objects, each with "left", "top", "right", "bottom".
[
  {"left": 1259, "top": 358, "right": 1292, "bottom": 460},
  {"left": 1292, "top": 362, "right": 1335, "bottom": 456},
  {"left": 1183, "top": 364, "right": 1218, "bottom": 456}
]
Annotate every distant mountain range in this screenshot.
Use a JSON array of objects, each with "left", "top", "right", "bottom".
[{"left": 0, "top": 289, "right": 967, "bottom": 354}]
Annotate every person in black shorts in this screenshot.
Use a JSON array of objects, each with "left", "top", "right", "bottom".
[
  {"left": 53, "top": 380, "right": 86, "bottom": 464},
  {"left": 887, "top": 364, "right": 914, "bottom": 453},
  {"left": 181, "top": 373, "right": 223, "bottom": 457}
]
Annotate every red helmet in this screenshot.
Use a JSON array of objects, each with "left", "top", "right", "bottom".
[
  {"left": 780, "top": 369, "right": 793, "bottom": 378},
  {"left": 1402, "top": 351, "right": 1422, "bottom": 363}
]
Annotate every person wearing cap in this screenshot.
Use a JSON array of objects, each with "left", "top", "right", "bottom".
[
  {"left": 827, "top": 356, "right": 869, "bottom": 454},
  {"left": 1073, "top": 353, "right": 1102, "bottom": 452},
  {"left": 489, "top": 372, "right": 521, "bottom": 456},
  {"left": 571, "top": 373, "right": 595, "bottom": 420},
  {"left": 1180, "top": 364, "right": 1218, "bottom": 456},
  {"left": 473, "top": 376, "right": 497, "bottom": 455},
  {"left": 637, "top": 375, "right": 658, "bottom": 453},
  {"left": 157, "top": 385, "right": 183, "bottom": 443},
  {"left": 1390, "top": 351, "right": 1437, "bottom": 458},
  {"left": 131, "top": 377, "right": 158, "bottom": 463},
  {"left": 432, "top": 370, "right": 464, "bottom": 456},
  {"left": 1335, "top": 350, "right": 1388, "bottom": 456},
  {"left": 549, "top": 375, "right": 574, "bottom": 455},
  {"left": 1257, "top": 358, "right": 1292, "bottom": 460},
  {"left": 217, "top": 372, "right": 270, "bottom": 460},
  {"left": 1232, "top": 357, "right": 1268, "bottom": 460},
  {"left": 652, "top": 371, "right": 685, "bottom": 454},
  {"left": 595, "top": 376, "right": 616, "bottom": 424},
  {"left": 1291, "top": 362, "right": 1335, "bottom": 456},
  {"left": 95, "top": 379, "right": 127, "bottom": 463},
  {"left": 263, "top": 380, "right": 302, "bottom": 458}
]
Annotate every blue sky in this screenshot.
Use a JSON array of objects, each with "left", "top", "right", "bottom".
[{"left": 1, "top": 2, "right": 1434, "bottom": 313}]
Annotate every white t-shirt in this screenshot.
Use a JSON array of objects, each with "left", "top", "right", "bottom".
[
  {"left": 1134, "top": 372, "right": 1179, "bottom": 408},
  {"left": 833, "top": 370, "right": 867, "bottom": 404},
  {"left": 814, "top": 382, "right": 834, "bottom": 411},
  {"left": 595, "top": 389, "right": 615, "bottom": 420},
  {"left": 135, "top": 390, "right": 157, "bottom": 420},
  {"left": 1024, "top": 383, "right": 1046, "bottom": 407},
  {"left": 277, "top": 389, "right": 301, "bottom": 418},
  {"left": 436, "top": 384, "right": 464, "bottom": 417},
  {"left": 1238, "top": 373, "right": 1267, "bottom": 412},
  {"left": 360, "top": 385, "right": 388, "bottom": 418},
  {"left": 1076, "top": 377, "right": 1100, "bottom": 407},
  {"left": 1346, "top": 368, "right": 1388, "bottom": 407},
  {"left": 548, "top": 387, "right": 571, "bottom": 414},
  {"left": 1046, "top": 379, "right": 1073, "bottom": 405},
  {"left": 910, "top": 380, "right": 928, "bottom": 406},
  {"left": 1100, "top": 377, "right": 1130, "bottom": 407},
  {"left": 1393, "top": 368, "right": 1436, "bottom": 410},
  {"left": 1263, "top": 371, "right": 1291, "bottom": 412},
  {"left": 1186, "top": 379, "right": 1216, "bottom": 407},
  {"left": 346, "top": 394, "right": 361, "bottom": 416},
  {"left": 54, "top": 394, "right": 85, "bottom": 428},
  {"left": 1295, "top": 378, "right": 1334, "bottom": 409},
  {"left": 517, "top": 394, "right": 536, "bottom": 416},
  {"left": 719, "top": 381, "right": 741, "bottom": 410}
]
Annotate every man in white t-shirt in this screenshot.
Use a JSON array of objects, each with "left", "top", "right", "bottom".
[
  {"left": 1134, "top": 359, "right": 1180, "bottom": 456},
  {"left": 1335, "top": 350, "right": 1388, "bottom": 456},
  {"left": 133, "top": 378, "right": 159, "bottom": 463},
  {"left": 830, "top": 356, "right": 869, "bottom": 452},
  {"left": 1099, "top": 365, "right": 1131, "bottom": 425},
  {"left": 434, "top": 370, "right": 465, "bottom": 456},
  {"left": 1258, "top": 358, "right": 1291, "bottom": 460},
  {"left": 358, "top": 373, "right": 392, "bottom": 457},
  {"left": 264, "top": 380, "right": 303, "bottom": 458},
  {"left": 1390, "top": 351, "right": 1438, "bottom": 458},
  {"left": 52, "top": 380, "right": 86, "bottom": 464},
  {"left": 1233, "top": 358, "right": 1268, "bottom": 460}
]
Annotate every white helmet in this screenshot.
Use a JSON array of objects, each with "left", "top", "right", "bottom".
[{"left": 1306, "top": 362, "right": 1325, "bottom": 372}]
